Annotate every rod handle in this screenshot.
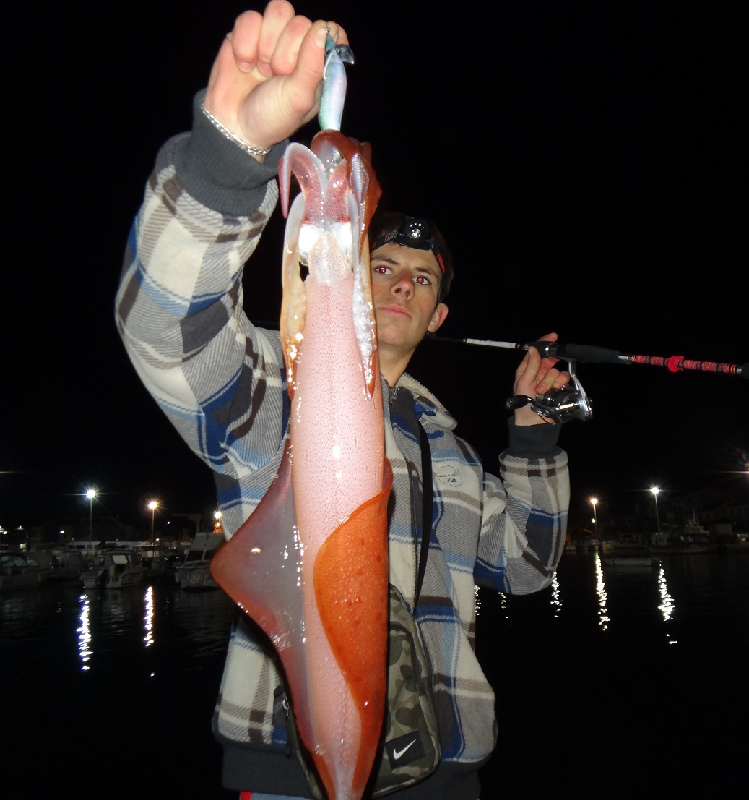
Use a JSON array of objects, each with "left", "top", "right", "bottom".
[{"left": 528, "top": 341, "right": 625, "bottom": 364}]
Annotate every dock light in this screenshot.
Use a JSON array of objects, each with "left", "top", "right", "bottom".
[
  {"left": 148, "top": 500, "right": 158, "bottom": 545},
  {"left": 589, "top": 497, "right": 599, "bottom": 538},
  {"left": 650, "top": 486, "right": 661, "bottom": 533},
  {"left": 85, "top": 488, "right": 97, "bottom": 541}
]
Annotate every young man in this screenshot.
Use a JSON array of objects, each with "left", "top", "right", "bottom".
[{"left": 116, "top": 3, "right": 571, "bottom": 798}]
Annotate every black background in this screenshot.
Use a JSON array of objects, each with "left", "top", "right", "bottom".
[{"left": 3, "top": 1, "right": 747, "bottom": 532}]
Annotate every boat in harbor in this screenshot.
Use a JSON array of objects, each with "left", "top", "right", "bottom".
[
  {"left": 81, "top": 548, "right": 146, "bottom": 589},
  {"left": 650, "top": 528, "right": 711, "bottom": 554},
  {"left": 48, "top": 548, "right": 88, "bottom": 582},
  {"left": 602, "top": 556, "right": 659, "bottom": 569},
  {"left": 26, "top": 548, "right": 87, "bottom": 583},
  {"left": 602, "top": 517, "right": 714, "bottom": 556},
  {"left": 0, "top": 551, "right": 53, "bottom": 590},
  {"left": 600, "top": 539, "right": 651, "bottom": 557},
  {"left": 139, "top": 545, "right": 170, "bottom": 581},
  {"left": 175, "top": 532, "right": 223, "bottom": 591},
  {"left": 564, "top": 538, "right": 600, "bottom": 554}
]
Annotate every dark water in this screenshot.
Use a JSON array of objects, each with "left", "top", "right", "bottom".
[{"left": 2, "top": 553, "right": 748, "bottom": 799}]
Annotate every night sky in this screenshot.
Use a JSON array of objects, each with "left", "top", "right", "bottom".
[{"left": 3, "top": 1, "right": 747, "bottom": 533}]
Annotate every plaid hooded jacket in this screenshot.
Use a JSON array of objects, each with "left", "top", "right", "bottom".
[{"left": 116, "top": 93, "right": 570, "bottom": 799}]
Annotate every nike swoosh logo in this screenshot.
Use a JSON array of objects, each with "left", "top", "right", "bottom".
[{"left": 393, "top": 738, "right": 417, "bottom": 760}]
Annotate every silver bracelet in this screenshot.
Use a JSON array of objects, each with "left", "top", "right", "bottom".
[{"left": 201, "top": 103, "right": 271, "bottom": 157}]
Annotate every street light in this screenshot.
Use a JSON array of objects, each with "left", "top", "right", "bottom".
[
  {"left": 590, "top": 497, "right": 599, "bottom": 539},
  {"left": 650, "top": 486, "right": 661, "bottom": 534},
  {"left": 148, "top": 500, "right": 158, "bottom": 545},
  {"left": 85, "top": 488, "right": 97, "bottom": 541}
]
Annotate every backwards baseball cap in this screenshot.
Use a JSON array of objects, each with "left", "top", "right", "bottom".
[{"left": 369, "top": 211, "right": 454, "bottom": 301}]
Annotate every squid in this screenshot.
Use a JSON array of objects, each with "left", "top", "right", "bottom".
[{"left": 211, "top": 34, "right": 390, "bottom": 800}]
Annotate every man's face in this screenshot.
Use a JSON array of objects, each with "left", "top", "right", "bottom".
[{"left": 370, "top": 242, "right": 449, "bottom": 357}]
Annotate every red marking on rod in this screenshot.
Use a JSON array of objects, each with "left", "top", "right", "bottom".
[{"left": 666, "top": 356, "right": 684, "bottom": 373}]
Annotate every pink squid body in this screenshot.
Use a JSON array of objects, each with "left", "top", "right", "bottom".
[
  {"left": 212, "top": 132, "right": 389, "bottom": 800},
  {"left": 291, "top": 237, "right": 386, "bottom": 798}
]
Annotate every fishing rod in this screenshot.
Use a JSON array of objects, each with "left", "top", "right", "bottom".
[
  {"left": 254, "top": 317, "right": 746, "bottom": 423},
  {"left": 450, "top": 338, "right": 749, "bottom": 378},
  {"left": 441, "top": 338, "right": 748, "bottom": 425}
]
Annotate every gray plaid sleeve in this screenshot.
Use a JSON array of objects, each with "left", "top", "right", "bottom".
[{"left": 115, "top": 131, "right": 288, "bottom": 537}]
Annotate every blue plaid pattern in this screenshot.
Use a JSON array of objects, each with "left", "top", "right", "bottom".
[{"left": 116, "top": 131, "right": 570, "bottom": 777}]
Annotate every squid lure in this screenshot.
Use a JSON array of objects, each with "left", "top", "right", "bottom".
[{"left": 319, "top": 31, "right": 355, "bottom": 132}]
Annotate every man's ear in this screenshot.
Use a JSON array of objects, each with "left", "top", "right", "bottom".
[{"left": 428, "top": 302, "right": 449, "bottom": 334}]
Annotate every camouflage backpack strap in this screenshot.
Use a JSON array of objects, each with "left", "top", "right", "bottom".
[
  {"left": 371, "top": 584, "right": 440, "bottom": 797},
  {"left": 369, "top": 418, "right": 440, "bottom": 797},
  {"left": 414, "top": 419, "right": 432, "bottom": 607}
]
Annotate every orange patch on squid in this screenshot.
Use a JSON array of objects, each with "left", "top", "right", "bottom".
[{"left": 312, "top": 461, "right": 392, "bottom": 797}]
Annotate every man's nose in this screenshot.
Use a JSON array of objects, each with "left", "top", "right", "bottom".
[{"left": 391, "top": 270, "right": 413, "bottom": 298}]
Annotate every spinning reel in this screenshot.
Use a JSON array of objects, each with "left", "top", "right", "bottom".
[{"left": 505, "top": 358, "right": 593, "bottom": 424}]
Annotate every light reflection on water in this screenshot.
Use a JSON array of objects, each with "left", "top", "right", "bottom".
[
  {"left": 144, "top": 584, "right": 155, "bottom": 649},
  {"left": 550, "top": 571, "right": 562, "bottom": 618},
  {"left": 1, "top": 579, "right": 235, "bottom": 682},
  {"left": 594, "top": 553, "right": 610, "bottom": 630},
  {"left": 1, "top": 578, "right": 237, "bottom": 800},
  {"left": 77, "top": 592, "right": 92, "bottom": 669},
  {"left": 476, "top": 552, "right": 749, "bottom": 797},
  {"left": 4, "top": 554, "right": 747, "bottom": 664},
  {"left": 2, "top": 554, "right": 748, "bottom": 799},
  {"left": 483, "top": 551, "right": 749, "bottom": 656},
  {"left": 588, "top": 553, "right": 676, "bottom": 639},
  {"left": 657, "top": 563, "right": 677, "bottom": 644}
]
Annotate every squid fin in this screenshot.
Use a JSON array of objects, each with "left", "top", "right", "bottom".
[{"left": 210, "top": 443, "right": 314, "bottom": 740}]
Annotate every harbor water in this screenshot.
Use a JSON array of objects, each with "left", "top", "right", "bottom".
[{"left": 2, "top": 552, "right": 747, "bottom": 799}]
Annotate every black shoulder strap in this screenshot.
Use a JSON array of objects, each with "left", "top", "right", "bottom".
[{"left": 415, "top": 420, "right": 432, "bottom": 608}]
